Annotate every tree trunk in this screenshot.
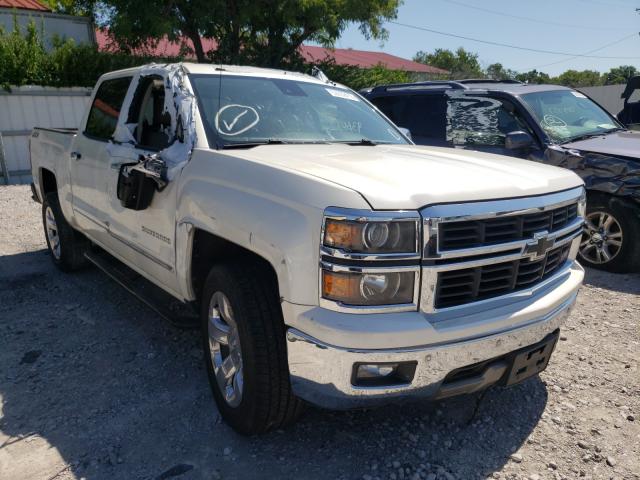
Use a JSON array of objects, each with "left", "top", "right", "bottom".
[{"left": 187, "top": 30, "right": 206, "bottom": 63}]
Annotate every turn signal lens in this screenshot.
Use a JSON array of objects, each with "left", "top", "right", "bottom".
[{"left": 322, "top": 270, "right": 415, "bottom": 306}]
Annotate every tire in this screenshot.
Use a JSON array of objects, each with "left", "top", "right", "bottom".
[
  {"left": 42, "top": 192, "right": 89, "bottom": 272},
  {"left": 201, "top": 259, "right": 304, "bottom": 435},
  {"left": 579, "top": 195, "right": 640, "bottom": 273}
]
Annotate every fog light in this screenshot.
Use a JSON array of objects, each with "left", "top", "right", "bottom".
[
  {"left": 352, "top": 361, "right": 417, "bottom": 387},
  {"left": 358, "top": 364, "right": 396, "bottom": 378}
]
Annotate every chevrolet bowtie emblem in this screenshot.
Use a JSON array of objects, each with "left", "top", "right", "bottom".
[{"left": 524, "top": 231, "right": 554, "bottom": 259}]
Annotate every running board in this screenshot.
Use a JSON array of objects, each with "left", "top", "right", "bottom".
[{"left": 84, "top": 249, "right": 199, "bottom": 329}]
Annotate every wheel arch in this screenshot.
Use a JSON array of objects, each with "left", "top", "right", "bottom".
[{"left": 188, "top": 228, "right": 282, "bottom": 305}]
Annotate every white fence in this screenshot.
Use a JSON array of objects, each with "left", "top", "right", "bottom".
[{"left": 0, "top": 86, "right": 92, "bottom": 185}]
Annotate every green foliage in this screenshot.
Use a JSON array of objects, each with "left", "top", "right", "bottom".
[
  {"left": 93, "top": 0, "right": 401, "bottom": 66},
  {"left": 552, "top": 69, "right": 604, "bottom": 88},
  {"left": 0, "top": 18, "right": 51, "bottom": 90},
  {"left": 413, "top": 47, "right": 483, "bottom": 79},
  {"left": 0, "top": 21, "right": 407, "bottom": 91},
  {"left": 313, "top": 60, "right": 411, "bottom": 91},
  {"left": 603, "top": 65, "right": 638, "bottom": 85},
  {"left": 514, "top": 70, "right": 551, "bottom": 84},
  {"left": 485, "top": 63, "right": 517, "bottom": 81}
]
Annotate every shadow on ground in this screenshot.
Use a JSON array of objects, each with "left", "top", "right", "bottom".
[
  {"left": 583, "top": 266, "right": 640, "bottom": 295},
  {"left": 1, "top": 250, "right": 548, "bottom": 480}
]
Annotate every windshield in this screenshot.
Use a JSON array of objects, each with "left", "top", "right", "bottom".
[
  {"left": 521, "top": 90, "right": 620, "bottom": 143},
  {"left": 189, "top": 74, "right": 409, "bottom": 147}
]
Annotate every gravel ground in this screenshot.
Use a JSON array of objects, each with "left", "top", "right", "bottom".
[{"left": 0, "top": 184, "right": 638, "bottom": 480}]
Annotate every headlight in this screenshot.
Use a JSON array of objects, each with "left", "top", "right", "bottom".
[
  {"left": 320, "top": 208, "right": 422, "bottom": 312},
  {"left": 321, "top": 269, "right": 416, "bottom": 306},
  {"left": 577, "top": 188, "right": 587, "bottom": 217},
  {"left": 322, "top": 210, "right": 420, "bottom": 256}
]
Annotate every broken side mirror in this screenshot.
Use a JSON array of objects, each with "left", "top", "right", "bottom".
[
  {"left": 117, "top": 154, "right": 168, "bottom": 210},
  {"left": 505, "top": 130, "right": 534, "bottom": 150}
]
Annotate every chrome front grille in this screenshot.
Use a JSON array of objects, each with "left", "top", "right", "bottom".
[
  {"left": 439, "top": 203, "right": 578, "bottom": 251},
  {"left": 420, "top": 187, "right": 586, "bottom": 313},
  {"left": 435, "top": 244, "right": 571, "bottom": 308}
]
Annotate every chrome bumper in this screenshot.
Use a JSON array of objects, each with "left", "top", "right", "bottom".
[{"left": 286, "top": 292, "right": 577, "bottom": 409}]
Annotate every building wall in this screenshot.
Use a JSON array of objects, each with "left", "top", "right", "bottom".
[
  {"left": 0, "top": 8, "right": 95, "bottom": 50},
  {"left": 0, "top": 86, "right": 92, "bottom": 185}
]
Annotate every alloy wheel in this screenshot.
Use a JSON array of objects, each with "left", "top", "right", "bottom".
[
  {"left": 580, "top": 211, "right": 623, "bottom": 264},
  {"left": 207, "top": 291, "right": 244, "bottom": 407},
  {"left": 45, "top": 206, "right": 61, "bottom": 260}
]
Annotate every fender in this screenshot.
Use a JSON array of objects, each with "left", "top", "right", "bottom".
[{"left": 174, "top": 149, "right": 369, "bottom": 305}]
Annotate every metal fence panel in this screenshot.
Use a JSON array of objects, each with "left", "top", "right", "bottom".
[
  {"left": 579, "top": 84, "right": 625, "bottom": 117},
  {"left": 0, "top": 86, "right": 92, "bottom": 184}
]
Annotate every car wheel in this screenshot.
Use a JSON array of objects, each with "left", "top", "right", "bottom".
[
  {"left": 42, "top": 192, "right": 89, "bottom": 271},
  {"left": 579, "top": 196, "right": 640, "bottom": 273},
  {"left": 201, "top": 259, "right": 304, "bottom": 435}
]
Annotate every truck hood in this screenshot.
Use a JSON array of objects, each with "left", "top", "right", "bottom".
[
  {"left": 226, "top": 144, "right": 583, "bottom": 210},
  {"left": 562, "top": 130, "right": 640, "bottom": 159}
]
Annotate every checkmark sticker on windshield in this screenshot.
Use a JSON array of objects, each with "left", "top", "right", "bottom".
[
  {"left": 215, "top": 104, "right": 260, "bottom": 136},
  {"left": 223, "top": 109, "right": 248, "bottom": 131}
]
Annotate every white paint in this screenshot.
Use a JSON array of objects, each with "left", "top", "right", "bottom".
[{"left": 214, "top": 105, "right": 260, "bottom": 136}]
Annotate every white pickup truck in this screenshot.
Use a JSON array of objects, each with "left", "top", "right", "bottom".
[{"left": 30, "top": 63, "right": 586, "bottom": 435}]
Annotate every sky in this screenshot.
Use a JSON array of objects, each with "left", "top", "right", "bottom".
[{"left": 327, "top": 0, "right": 640, "bottom": 76}]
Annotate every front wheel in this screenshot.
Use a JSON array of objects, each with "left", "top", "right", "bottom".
[
  {"left": 579, "top": 196, "right": 640, "bottom": 273},
  {"left": 201, "top": 260, "right": 304, "bottom": 435}
]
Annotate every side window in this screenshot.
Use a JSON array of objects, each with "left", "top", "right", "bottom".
[
  {"left": 446, "top": 94, "right": 532, "bottom": 147},
  {"left": 85, "top": 76, "right": 132, "bottom": 141},
  {"left": 127, "top": 76, "right": 172, "bottom": 151},
  {"left": 371, "top": 94, "right": 447, "bottom": 145}
]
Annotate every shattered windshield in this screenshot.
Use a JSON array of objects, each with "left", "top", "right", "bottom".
[
  {"left": 189, "top": 74, "right": 409, "bottom": 147},
  {"left": 521, "top": 90, "right": 620, "bottom": 144}
]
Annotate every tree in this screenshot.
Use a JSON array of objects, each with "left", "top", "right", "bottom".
[
  {"left": 485, "top": 63, "right": 517, "bottom": 81},
  {"left": 83, "top": 0, "right": 400, "bottom": 65},
  {"left": 552, "top": 69, "right": 603, "bottom": 88},
  {"left": 210, "top": 0, "right": 400, "bottom": 67},
  {"left": 515, "top": 69, "right": 551, "bottom": 84},
  {"left": 414, "top": 47, "right": 483, "bottom": 79},
  {"left": 604, "top": 65, "right": 638, "bottom": 85}
]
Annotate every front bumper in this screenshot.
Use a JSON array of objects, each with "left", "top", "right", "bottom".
[{"left": 286, "top": 264, "right": 581, "bottom": 409}]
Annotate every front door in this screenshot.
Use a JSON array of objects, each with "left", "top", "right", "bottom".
[{"left": 102, "top": 74, "right": 182, "bottom": 293}]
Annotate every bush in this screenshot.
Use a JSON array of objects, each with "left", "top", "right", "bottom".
[{"left": 0, "top": 19, "right": 414, "bottom": 92}]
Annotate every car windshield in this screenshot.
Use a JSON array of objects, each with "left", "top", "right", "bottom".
[
  {"left": 189, "top": 74, "right": 409, "bottom": 147},
  {"left": 521, "top": 90, "right": 620, "bottom": 144}
]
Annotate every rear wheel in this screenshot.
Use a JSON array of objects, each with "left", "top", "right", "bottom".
[
  {"left": 579, "top": 196, "right": 640, "bottom": 272},
  {"left": 201, "top": 260, "right": 304, "bottom": 435},
  {"left": 42, "top": 192, "right": 89, "bottom": 271}
]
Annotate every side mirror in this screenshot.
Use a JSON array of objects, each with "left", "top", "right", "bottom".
[
  {"left": 505, "top": 130, "right": 534, "bottom": 150},
  {"left": 398, "top": 127, "right": 412, "bottom": 141}
]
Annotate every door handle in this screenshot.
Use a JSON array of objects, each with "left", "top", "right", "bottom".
[{"left": 70, "top": 151, "right": 82, "bottom": 161}]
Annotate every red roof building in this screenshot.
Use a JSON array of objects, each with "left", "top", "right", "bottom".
[
  {"left": 0, "top": 0, "right": 50, "bottom": 11},
  {"left": 96, "top": 30, "right": 447, "bottom": 76},
  {"left": 300, "top": 45, "right": 447, "bottom": 75}
]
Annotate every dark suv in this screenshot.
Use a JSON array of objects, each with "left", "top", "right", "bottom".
[{"left": 362, "top": 80, "right": 640, "bottom": 273}]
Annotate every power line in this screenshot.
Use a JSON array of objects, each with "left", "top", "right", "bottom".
[
  {"left": 526, "top": 32, "right": 639, "bottom": 70},
  {"left": 441, "top": 0, "right": 621, "bottom": 31},
  {"left": 389, "top": 21, "right": 640, "bottom": 59}
]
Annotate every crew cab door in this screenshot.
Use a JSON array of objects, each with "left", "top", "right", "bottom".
[
  {"left": 102, "top": 73, "right": 183, "bottom": 293},
  {"left": 70, "top": 75, "right": 133, "bottom": 237}
]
